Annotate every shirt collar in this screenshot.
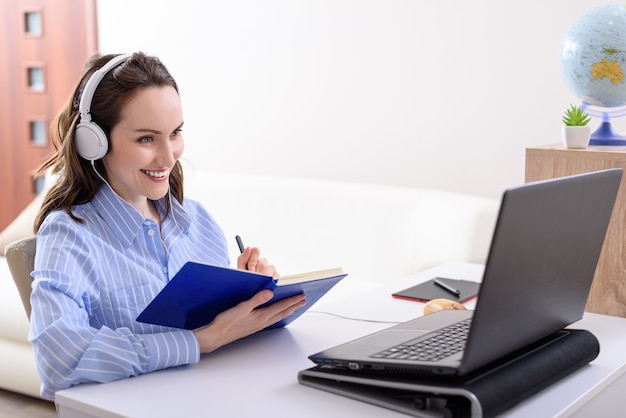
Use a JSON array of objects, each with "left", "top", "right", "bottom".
[
  {"left": 91, "top": 185, "right": 191, "bottom": 248},
  {"left": 154, "top": 193, "right": 192, "bottom": 236}
]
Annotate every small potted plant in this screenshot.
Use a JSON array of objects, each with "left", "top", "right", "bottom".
[{"left": 561, "top": 104, "right": 591, "bottom": 149}]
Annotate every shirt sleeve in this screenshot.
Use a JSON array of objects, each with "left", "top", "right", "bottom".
[{"left": 29, "top": 214, "right": 200, "bottom": 400}]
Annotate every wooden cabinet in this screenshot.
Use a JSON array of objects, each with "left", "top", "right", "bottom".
[{"left": 526, "top": 144, "right": 626, "bottom": 317}]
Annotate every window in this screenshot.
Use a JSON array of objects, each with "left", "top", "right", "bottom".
[
  {"left": 33, "top": 176, "right": 46, "bottom": 195},
  {"left": 27, "top": 67, "right": 44, "bottom": 91},
  {"left": 29, "top": 120, "right": 47, "bottom": 145},
  {"left": 24, "top": 11, "right": 42, "bottom": 36}
]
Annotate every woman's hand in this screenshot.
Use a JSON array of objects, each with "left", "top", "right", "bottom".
[
  {"left": 237, "top": 246, "right": 278, "bottom": 277},
  {"left": 193, "top": 290, "right": 306, "bottom": 353}
]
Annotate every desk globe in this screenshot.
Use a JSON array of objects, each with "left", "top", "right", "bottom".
[{"left": 560, "top": 4, "right": 626, "bottom": 145}]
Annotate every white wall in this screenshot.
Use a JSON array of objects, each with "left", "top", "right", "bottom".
[{"left": 96, "top": 0, "right": 620, "bottom": 199}]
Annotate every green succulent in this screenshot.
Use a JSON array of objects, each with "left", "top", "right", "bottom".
[{"left": 562, "top": 104, "right": 591, "bottom": 126}]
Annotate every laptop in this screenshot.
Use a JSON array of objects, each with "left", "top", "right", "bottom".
[{"left": 308, "top": 169, "right": 622, "bottom": 377}]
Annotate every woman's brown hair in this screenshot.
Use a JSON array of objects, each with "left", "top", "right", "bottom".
[{"left": 33, "top": 52, "right": 184, "bottom": 232}]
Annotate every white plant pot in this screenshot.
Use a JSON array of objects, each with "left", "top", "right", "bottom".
[{"left": 561, "top": 126, "right": 591, "bottom": 149}]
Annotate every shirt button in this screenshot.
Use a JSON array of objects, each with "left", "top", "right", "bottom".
[
  {"left": 163, "top": 267, "right": 168, "bottom": 274},
  {"left": 147, "top": 229, "right": 155, "bottom": 236},
  {"left": 144, "top": 221, "right": 151, "bottom": 226}
]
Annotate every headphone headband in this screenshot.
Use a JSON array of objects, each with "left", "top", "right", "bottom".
[{"left": 78, "top": 53, "right": 132, "bottom": 122}]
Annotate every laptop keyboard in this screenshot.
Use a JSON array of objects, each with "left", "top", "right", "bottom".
[{"left": 371, "top": 318, "right": 471, "bottom": 362}]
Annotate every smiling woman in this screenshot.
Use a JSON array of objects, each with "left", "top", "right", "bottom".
[
  {"left": 104, "top": 86, "right": 184, "bottom": 217},
  {"left": 34, "top": 52, "right": 186, "bottom": 229},
  {"left": 26, "top": 52, "right": 304, "bottom": 400}
]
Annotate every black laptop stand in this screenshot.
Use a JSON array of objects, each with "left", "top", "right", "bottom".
[{"left": 298, "top": 329, "right": 599, "bottom": 418}]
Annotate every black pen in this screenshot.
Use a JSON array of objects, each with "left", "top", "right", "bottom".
[
  {"left": 433, "top": 278, "right": 461, "bottom": 297},
  {"left": 235, "top": 235, "right": 245, "bottom": 254}
]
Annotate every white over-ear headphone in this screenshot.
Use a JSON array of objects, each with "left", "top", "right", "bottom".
[{"left": 74, "top": 53, "right": 131, "bottom": 161}]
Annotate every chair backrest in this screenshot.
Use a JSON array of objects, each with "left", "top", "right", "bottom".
[{"left": 5, "top": 237, "right": 36, "bottom": 319}]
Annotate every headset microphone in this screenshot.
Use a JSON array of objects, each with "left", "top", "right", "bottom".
[{"left": 74, "top": 53, "right": 132, "bottom": 161}]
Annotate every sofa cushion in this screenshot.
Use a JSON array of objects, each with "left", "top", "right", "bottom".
[
  {"left": 184, "top": 169, "right": 499, "bottom": 301},
  {"left": 0, "top": 257, "right": 30, "bottom": 343},
  {"left": 0, "top": 195, "right": 40, "bottom": 256},
  {"left": 0, "top": 173, "right": 54, "bottom": 256}
]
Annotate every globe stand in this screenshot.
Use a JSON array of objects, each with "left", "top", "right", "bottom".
[
  {"left": 590, "top": 120, "right": 626, "bottom": 145},
  {"left": 583, "top": 103, "right": 626, "bottom": 146}
]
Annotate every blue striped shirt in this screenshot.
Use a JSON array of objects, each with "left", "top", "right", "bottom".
[{"left": 29, "top": 185, "right": 230, "bottom": 400}]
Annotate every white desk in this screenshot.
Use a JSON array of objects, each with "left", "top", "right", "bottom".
[{"left": 54, "top": 263, "right": 626, "bottom": 417}]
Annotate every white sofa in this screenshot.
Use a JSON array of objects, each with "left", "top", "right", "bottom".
[{"left": 0, "top": 169, "right": 499, "bottom": 399}]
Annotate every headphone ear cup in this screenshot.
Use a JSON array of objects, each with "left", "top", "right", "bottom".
[{"left": 75, "top": 121, "right": 109, "bottom": 161}]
